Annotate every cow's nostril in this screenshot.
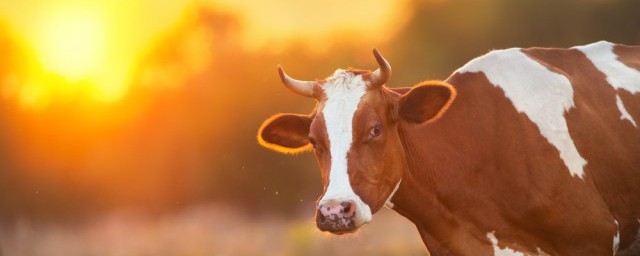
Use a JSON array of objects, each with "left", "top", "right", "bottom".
[{"left": 341, "top": 201, "right": 352, "bottom": 213}]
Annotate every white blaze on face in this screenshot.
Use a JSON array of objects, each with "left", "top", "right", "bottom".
[
  {"left": 456, "top": 48, "right": 587, "bottom": 178},
  {"left": 575, "top": 41, "right": 640, "bottom": 128},
  {"left": 318, "top": 69, "right": 372, "bottom": 226}
]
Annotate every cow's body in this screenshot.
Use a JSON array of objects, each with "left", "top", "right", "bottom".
[
  {"left": 258, "top": 41, "right": 640, "bottom": 255},
  {"left": 388, "top": 41, "right": 640, "bottom": 255}
]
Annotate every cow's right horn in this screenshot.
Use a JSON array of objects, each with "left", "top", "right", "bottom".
[
  {"left": 278, "top": 65, "right": 319, "bottom": 98},
  {"left": 368, "top": 48, "right": 392, "bottom": 87}
]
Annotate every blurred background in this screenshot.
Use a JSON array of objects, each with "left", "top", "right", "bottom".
[{"left": 0, "top": 0, "right": 638, "bottom": 255}]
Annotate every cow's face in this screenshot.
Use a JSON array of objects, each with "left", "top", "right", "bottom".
[{"left": 258, "top": 50, "right": 455, "bottom": 234}]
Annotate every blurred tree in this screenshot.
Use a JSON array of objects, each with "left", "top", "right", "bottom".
[{"left": 391, "top": 0, "right": 640, "bottom": 84}]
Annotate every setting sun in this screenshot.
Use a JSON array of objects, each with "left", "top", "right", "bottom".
[
  {"left": 36, "top": 8, "right": 105, "bottom": 82},
  {"left": 0, "top": 0, "right": 411, "bottom": 108},
  {"left": 0, "top": 1, "right": 187, "bottom": 105}
]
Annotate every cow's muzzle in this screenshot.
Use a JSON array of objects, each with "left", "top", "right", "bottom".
[{"left": 315, "top": 199, "right": 358, "bottom": 234}]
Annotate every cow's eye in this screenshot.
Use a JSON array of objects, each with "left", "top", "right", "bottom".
[{"left": 368, "top": 125, "right": 382, "bottom": 139}]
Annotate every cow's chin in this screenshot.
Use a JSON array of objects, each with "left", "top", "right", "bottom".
[
  {"left": 316, "top": 221, "right": 368, "bottom": 235},
  {"left": 327, "top": 227, "right": 360, "bottom": 235}
]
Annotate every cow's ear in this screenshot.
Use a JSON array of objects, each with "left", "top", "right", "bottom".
[
  {"left": 258, "top": 113, "right": 313, "bottom": 154},
  {"left": 397, "top": 81, "right": 456, "bottom": 124}
]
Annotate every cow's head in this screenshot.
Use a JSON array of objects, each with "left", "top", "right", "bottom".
[{"left": 258, "top": 49, "right": 455, "bottom": 234}]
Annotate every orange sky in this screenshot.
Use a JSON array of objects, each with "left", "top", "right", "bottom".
[{"left": 0, "top": 0, "right": 411, "bottom": 108}]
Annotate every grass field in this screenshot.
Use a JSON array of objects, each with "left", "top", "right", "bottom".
[{"left": 0, "top": 204, "right": 425, "bottom": 256}]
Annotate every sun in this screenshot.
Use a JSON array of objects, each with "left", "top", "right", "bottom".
[{"left": 36, "top": 8, "right": 105, "bottom": 82}]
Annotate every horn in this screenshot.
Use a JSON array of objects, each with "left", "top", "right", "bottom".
[
  {"left": 368, "top": 48, "right": 392, "bottom": 87},
  {"left": 277, "top": 65, "right": 319, "bottom": 98}
]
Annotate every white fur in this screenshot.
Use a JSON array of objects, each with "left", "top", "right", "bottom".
[
  {"left": 486, "top": 232, "right": 525, "bottom": 256},
  {"left": 318, "top": 69, "right": 372, "bottom": 226},
  {"left": 536, "top": 247, "right": 551, "bottom": 256},
  {"left": 574, "top": 41, "right": 640, "bottom": 94},
  {"left": 457, "top": 48, "right": 587, "bottom": 178},
  {"left": 614, "top": 220, "right": 620, "bottom": 255},
  {"left": 575, "top": 41, "right": 639, "bottom": 128},
  {"left": 384, "top": 179, "right": 401, "bottom": 209},
  {"left": 616, "top": 95, "right": 637, "bottom": 127}
]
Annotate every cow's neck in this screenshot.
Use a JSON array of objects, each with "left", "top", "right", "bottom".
[
  {"left": 390, "top": 169, "right": 458, "bottom": 254},
  {"left": 390, "top": 114, "right": 487, "bottom": 255}
]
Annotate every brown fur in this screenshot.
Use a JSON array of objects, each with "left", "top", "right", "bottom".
[
  {"left": 523, "top": 47, "right": 640, "bottom": 255},
  {"left": 614, "top": 44, "right": 640, "bottom": 71}
]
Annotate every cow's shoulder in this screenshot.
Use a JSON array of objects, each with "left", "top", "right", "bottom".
[{"left": 450, "top": 46, "right": 587, "bottom": 178}]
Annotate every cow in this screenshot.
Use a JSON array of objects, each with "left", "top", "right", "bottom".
[{"left": 257, "top": 41, "right": 640, "bottom": 255}]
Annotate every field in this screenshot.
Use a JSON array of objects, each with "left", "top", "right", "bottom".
[{"left": 1, "top": 205, "right": 425, "bottom": 256}]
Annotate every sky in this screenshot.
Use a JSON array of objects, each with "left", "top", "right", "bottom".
[{"left": 0, "top": 0, "right": 411, "bottom": 106}]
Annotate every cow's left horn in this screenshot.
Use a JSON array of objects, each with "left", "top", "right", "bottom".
[
  {"left": 278, "top": 65, "right": 319, "bottom": 98},
  {"left": 368, "top": 48, "right": 392, "bottom": 87}
]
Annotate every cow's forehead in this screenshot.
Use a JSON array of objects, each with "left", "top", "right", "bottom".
[
  {"left": 316, "top": 69, "right": 375, "bottom": 116},
  {"left": 312, "top": 69, "right": 385, "bottom": 136},
  {"left": 321, "top": 69, "right": 368, "bottom": 97},
  {"left": 319, "top": 69, "right": 367, "bottom": 150}
]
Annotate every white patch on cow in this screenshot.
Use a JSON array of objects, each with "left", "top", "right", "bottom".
[
  {"left": 616, "top": 95, "right": 637, "bottom": 127},
  {"left": 318, "top": 69, "right": 372, "bottom": 226},
  {"left": 575, "top": 41, "right": 640, "bottom": 129},
  {"left": 614, "top": 220, "right": 621, "bottom": 255},
  {"left": 457, "top": 48, "right": 587, "bottom": 178},
  {"left": 384, "top": 179, "right": 401, "bottom": 209},
  {"left": 574, "top": 41, "right": 640, "bottom": 94},
  {"left": 536, "top": 247, "right": 551, "bottom": 256},
  {"left": 486, "top": 231, "right": 525, "bottom": 256}
]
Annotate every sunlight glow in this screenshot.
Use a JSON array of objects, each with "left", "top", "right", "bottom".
[
  {"left": 0, "top": 1, "right": 187, "bottom": 106},
  {"left": 211, "top": 0, "right": 412, "bottom": 52},
  {"left": 0, "top": 0, "right": 411, "bottom": 108},
  {"left": 36, "top": 8, "right": 105, "bottom": 82}
]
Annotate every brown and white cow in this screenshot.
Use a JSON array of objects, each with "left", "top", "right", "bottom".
[{"left": 257, "top": 41, "right": 640, "bottom": 255}]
